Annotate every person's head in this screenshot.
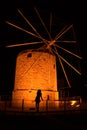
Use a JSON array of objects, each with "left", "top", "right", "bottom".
[{"left": 38, "top": 89, "right": 41, "bottom": 93}]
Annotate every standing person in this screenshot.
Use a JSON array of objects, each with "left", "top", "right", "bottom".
[{"left": 35, "top": 89, "right": 43, "bottom": 112}]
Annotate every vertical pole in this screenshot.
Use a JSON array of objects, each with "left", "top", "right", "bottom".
[
  {"left": 4, "top": 101, "right": 7, "bottom": 112},
  {"left": 22, "top": 99, "right": 24, "bottom": 112},
  {"left": 64, "top": 99, "right": 66, "bottom": 114},
  {"left": 79, "top": 97, "right": 82, "bottom": 113},
  {"left": 46, "top": 95, "right": 49, "bottom": 112},
  {"left": 46, "top": 100, "right": 48, "bottom": 112}
]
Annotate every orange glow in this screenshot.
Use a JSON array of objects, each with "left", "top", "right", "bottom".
[
  {"left": 70, "top": 100, "right": 77, "bottom": 106},
  {"left": 12, "top": 50, "right": 59, "bottom": 110},
  {"left": 70, "top": 100, "right": 80, "bottom": 108}
]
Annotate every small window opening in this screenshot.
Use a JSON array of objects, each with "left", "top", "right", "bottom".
[{"left": 27, "top": 53, "right": 32, "bottom": 58}]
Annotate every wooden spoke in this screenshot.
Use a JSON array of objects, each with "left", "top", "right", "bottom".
[
  {"left": 17, "top": 9, "right": 48, "bottom": 44},
  {"left": 55, "top": 44, "right": 82, "bottom": 59},
  {"left": 6, "top": 41, "right": 43, "bottom": 48},
  {"left": 54, "top": 25, "right": 68, "bottom": 40},
  {"left": 53, "top": 46, "right": 71, "bottom": 88},
  {"left": 55, "top": 24, "right": 73, "bottom": 41},
  {"left": 34, "top": 7, "right": 52, "bottom": 40},
  {"left": 56, "top": 40, "right": 77, "bottom": 43},
  {"left": 6, "top": 21, "right": 40, "bottom": 38},
  {"left": 58, "top": 54, "right": 81, "bottom": 75}
]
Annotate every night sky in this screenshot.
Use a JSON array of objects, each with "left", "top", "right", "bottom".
[{"left": 0, "top": 0, "right": 87, "bottom": 99}]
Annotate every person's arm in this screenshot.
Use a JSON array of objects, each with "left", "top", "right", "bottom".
[{"left": 41, "top": 94, "right": 43, "bottom": 101}]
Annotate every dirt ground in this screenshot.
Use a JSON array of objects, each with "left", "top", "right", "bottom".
[{"left": 0, "top": 112, "right": 87, "bottom": 130}]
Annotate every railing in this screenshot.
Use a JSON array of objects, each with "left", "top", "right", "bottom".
[{"left": 0, "top": 98, "right": 87, "bottom": 114}]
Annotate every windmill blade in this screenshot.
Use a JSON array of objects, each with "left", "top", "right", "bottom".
[
  {"left": 47, "top": 40, "right": 56, "bottom": 48},
  {"left": 58, "top": 54, "right": 81, "bottom": 75},
  {"left": 53, "top": 46, "right": 71, "bottom": 88},
  {"left": 54, "top": 44, "right": 82, "bottom": 59},
  {"left": 18, "top": 9, "right": 39, "bottom": 34},
  {"left": 37, "top": 44, "right": 47, "bottom": 51},
  {"left": 47, "top": 46, "right": 55, "bottom": 55},
  {"left": 6, "top": 21, "right": 49, "bottom": 47},
  {"left": 6, "top": 41, "right": 44, "bottom": 48},
  {"left": 55, "top": 24, "right": 73, "bottom": 41},
  {"left": 54, "top": 24, "right": 69, "bottom": 40},
  {"left": 46, "top": 24, "right": 70, "bottom": 47},
  {"left": 45, "top": 40, "right": 55, "bottom": 55},
  {"left": 6, "top": 21, "right": 40, "bottom": 39},
  {"left": 56, "top": 40, "right": 77, "bottom": 43},
  {"left": 17, "top": 9, "right": 49, "bottom": 44},
  {"left": 34, "top": 7, "right": 52, "bottom": 40}
]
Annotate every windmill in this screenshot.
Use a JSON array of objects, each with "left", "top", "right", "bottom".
[{"left": 5, "top": 8, "right": 82, "bottom": 111}]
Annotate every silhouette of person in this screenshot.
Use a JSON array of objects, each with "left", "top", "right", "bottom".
[{"left": 35, "top": 89, "right": 43, "bottom": 112}]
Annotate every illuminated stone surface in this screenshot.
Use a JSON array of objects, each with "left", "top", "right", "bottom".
[{"left": 12, "top": 50, "right": 59, "bottom": 110}]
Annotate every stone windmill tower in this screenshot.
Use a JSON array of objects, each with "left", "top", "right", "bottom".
[{"left": 6, "top": 8, "right": 82, "bottom": 111}]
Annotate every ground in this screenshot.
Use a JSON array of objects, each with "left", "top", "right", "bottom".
[{"left": 0, "top": 112, "right": 87, "bottom": 130}]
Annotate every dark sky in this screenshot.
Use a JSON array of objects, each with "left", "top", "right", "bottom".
[{"left": 0, "top": 0, "right": 87, "bottom": 98}]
